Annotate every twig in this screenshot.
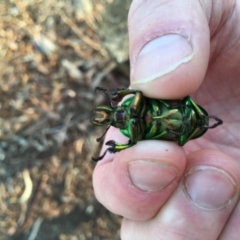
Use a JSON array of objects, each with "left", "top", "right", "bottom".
[
  {"left": 28, "top": 217, "right": 43, "bottom": 240},
  {"left": 91, "top": 61, "right": 117, "bottom": 88},
  {"left": 16, "top": 174, "right": 49, "bottom": 232},
  {"left": 19, "top": 169, "right": 33, "bottom": 204},
  {"left": 60, "top": 10, "right": 109, "bottom": 59}
]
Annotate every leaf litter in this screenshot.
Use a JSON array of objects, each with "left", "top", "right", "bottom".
[{"left": 0, "top": 0, "right": 130, "bottom": 239}]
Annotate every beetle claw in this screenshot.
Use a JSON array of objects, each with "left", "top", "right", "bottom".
[
  {"left": 108, "top": 147, "right": 115, "bottom": 154},
  {"left": 202, "top": 115, "right": 223, "bottom": 129},
  {"left": 106, "top": 140, "right": 116, "bottom": 147}
]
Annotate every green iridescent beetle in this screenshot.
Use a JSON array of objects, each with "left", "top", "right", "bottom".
[{"left": 91, "top": 87, "right": 223, "bottom": 161}]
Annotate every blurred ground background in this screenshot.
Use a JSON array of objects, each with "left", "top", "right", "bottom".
[{"left": 0, "top": 0, "right": 131, "bottom": 239}]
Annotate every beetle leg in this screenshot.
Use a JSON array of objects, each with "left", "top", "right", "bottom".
[
  {"left": 111, "top": 88, "right": 139, "bottom": 102},
  {"left": 92, "top": 146, "right": 115, "bottom": 162},
  {"left": 145, "top": 121, "right": 168, "bottom": 139},
  {"left": 167, "top": 128, "right": 193, "bottom": 146},
  {"left": 96, "top": 125, "right": 111, "bottom": 142},
  {"left": 167, "top": 129, "right": 185, "bottom": 136},
  {"left": 201, "top": 115, "right": 223, "bottom": 129},
  {"left": 105, "top": 139, "right": 136, "bottom": 151},
  {"left": 130, "top": 91, "right": 147, "bottom": 117},
  {"left": 151, "top": 130, "right": 168, "bottom": 139},
  {"left": 105, "top": 139, "right": 133, "bottom": 151},
  {"left": 186, "top": 97, "right": 207, "bottom": 117},
  {"left": 92, "top": 118, "right": 140, "bottom": 161},
  {"left": 92, "top": 139, "right": 133, "bottom": 161},
  {"left": 111, "top": 89, "right": 147, "bottom": 117},
  {"left": 166, "top": 103, "right": 186, "bottom": 109},
  {"left": 107, "top": 119, "right": 140, "bottom": 152}
]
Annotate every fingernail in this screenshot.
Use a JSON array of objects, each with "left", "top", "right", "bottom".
[
  {"left": 132, "top": 34, "right": 194, "bottom": 84},
  {"left": 183, "top": 166, "right": 237, "bottom": 210},
  {"left": 128, "top": 160, "right": 178, "bottom": 192}
]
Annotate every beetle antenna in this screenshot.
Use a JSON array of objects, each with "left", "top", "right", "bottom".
[
  {"left": 95, "top": 87, "right": 113, "bottom": 108},
  {"left": 96, "top": 125, "right": 110, "bottom": 142}
]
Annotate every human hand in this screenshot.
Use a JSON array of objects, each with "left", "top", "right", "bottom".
[{"left": 93, "top": 1, "right": 240, "bottom": 239}]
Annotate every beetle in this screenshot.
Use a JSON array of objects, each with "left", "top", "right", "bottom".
[{"left": 91, "top": 87, "right": 223, "bottom": 161}]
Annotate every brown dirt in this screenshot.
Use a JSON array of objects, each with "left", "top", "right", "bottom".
[{"left": 0, "top": 0, "right": 130, "bottom": 239}]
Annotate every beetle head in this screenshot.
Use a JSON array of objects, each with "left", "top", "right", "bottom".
[{"left": 91, "top": 105, "right": 113, "bottom": 126}]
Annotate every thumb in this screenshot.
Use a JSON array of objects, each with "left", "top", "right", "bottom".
[{"left": 128, "top": 0, "right": 210, "bottom": 99}]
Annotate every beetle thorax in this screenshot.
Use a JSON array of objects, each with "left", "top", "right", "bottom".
[{"left": 113, "top": 106, "right": 127, "bottom": 128}]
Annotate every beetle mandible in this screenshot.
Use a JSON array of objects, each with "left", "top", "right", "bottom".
[{"left": 91, "top": 87, "right": 223, "bottom": 161}]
